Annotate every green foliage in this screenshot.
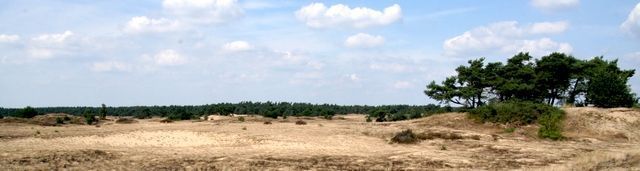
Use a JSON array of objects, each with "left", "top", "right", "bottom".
[
  {"left": 0, "top": 102, "right": 450, "bottom": 123},
  {"left": 365, "top": 116, "right": 372, "bottom": 122},
  {"left": 585, "top": 60, "right": 636, "bottom": 108},
  {"left": 238, "top": 116, "right": 245, "bottom": 122},
  {"left": 167, "top": 108, "right": 191, "bottom": 120},
  {"left": 100, "top": 104, "right": 107, "bottom": 119},
  {"left": 538, "top": 109, "right": 565, "bottom": 140},
  {"left": 83, "top": 111, "right": 97, "bottom": 125},
  {"left": 63, "top": 116, "right": 71, "bottom": 121},
  {"left": 504, "top": 127, "right": 516, "bottom": 133},
  {"left": 56, "top": 117, "right": 64, "bottom": 124},
  {"left": 15, "top": 106, "right": 39, "bottom": 118},
  {"left": 470, "top": 101, "right": 564, "bottom": 140},
  {"left": 134, "top": 108, "right": 152, "bottom": 119},
  {"left": 426, "top": 53, "right": 635, "bottom": 108}
]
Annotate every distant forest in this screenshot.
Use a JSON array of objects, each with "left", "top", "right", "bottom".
[{"left": 0, "top": 102, "right": 454, "bottom": 121}]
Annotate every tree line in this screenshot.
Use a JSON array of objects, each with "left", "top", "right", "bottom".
[
  {"left": 425, "top": 52, "right": 637, "bottom": 108},
  {"left": 0, "top": 101, "right": 454, "bottom": 121}
]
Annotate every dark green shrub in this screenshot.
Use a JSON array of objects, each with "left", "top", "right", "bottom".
[
  {"left": 538, "top": 109, "right": 565, "bottom": 140},
  {"left": 15, "top": 106, "right": 39, "bottom": 118},
  {"left": 168, "top": 108, "right": 191, "bottom": 120},
  {"left": 388, "top": 113, "right": 407, "bottom": 121},
  {"left": 469, "top": 101, "right": 564, "bottom": 140},
  {"left": 470, "top": 101, "right": 554, "bottom": 125},
  {"left": 84, "top": 113, "right": 97, "bottom": 125},
  {"left": 56, "top": 117, "right": 64, "bottom": 124},
  {"left": 365, "top": 116, "right": 372, "bottom": 122},
  {"left": 238, "top": 116, "right": 245, "bottom": 122},
  {"left": 63, "top": 116, "right": 71, "bottom": 121}
]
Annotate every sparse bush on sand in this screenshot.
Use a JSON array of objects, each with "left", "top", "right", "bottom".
[
  {"left": 295, "top": 120, "right": 307, "bottom": 125},
  {"left": 238, "top": 116, "right": 245, "bottom": 122},
  {"left": 115, "top": 118, "right": 138, "bottom": 124},
  {"left": 391, "top": 129, "right": 419, "bottom": 144},
  {"left": 263, "top": 121, "right": 272, "bottom": 125},
  {"left": 56, "top": 117, "right": 64, "bottom": 124}
]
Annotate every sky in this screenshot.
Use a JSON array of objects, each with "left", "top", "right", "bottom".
[{"left": 0, "top": 0, "right": 639, "bottom": 108}]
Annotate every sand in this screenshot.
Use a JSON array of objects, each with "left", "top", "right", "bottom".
[{"left": 0, "top": 109, "right": 638, "bottom": 170}]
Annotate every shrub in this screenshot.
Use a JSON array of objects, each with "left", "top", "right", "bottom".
[
  {"left": 238, "top": 116, "right": 245, "bottom": 122},
  {"left": 390, "top": 129, "right": 419, "bottom": 144},
  {"left": 470, "top": 101, "right": 555, "bottom": 125},
  {"left": 15, "top": 106, "right": 39, "bottom": 118},
  {"left": 470, "top": 101, "right": 564, "bottom": 140},
  {"left": 56, "top": 117, "right": 64, "bottom": 124},
  {"left": 115, "top": 118, "right": 138, "bottom": 124},
  {"left": 84, "top": 113, "right": 97, "bottom": 125},
  {"left": 263, "top": 121, "right": 272, "bottom": 125},
  {"left": 537, "top": 109, "right": 565, "bottom": 140},
  {"left": 63, "top": 116, "right": 71, "bottom": 121},
  {"left": 295, "top": 120, "right": 307, "bottom": 125},
  {"left": 365, "top": 116, "right": 372, "bottom": 122},
  {"left": 504, "top": 127, "right": 516, "bottom": 133}
]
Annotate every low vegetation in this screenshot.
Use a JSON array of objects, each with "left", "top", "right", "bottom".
[
  {"left": 390, "top": 129, "right": 419, "bottom": 144},
  {"left": 295, "top": 120, "right": 307, "bottom": 125},
  {"left": 470, "top": 101, "right": 565, "bottom": 140}
]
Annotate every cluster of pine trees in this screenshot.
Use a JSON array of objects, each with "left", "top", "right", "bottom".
[{"left": 425, "top": 52, "right": 637, "bottom": 108}]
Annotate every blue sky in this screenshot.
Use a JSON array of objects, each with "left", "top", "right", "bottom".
[{"left": 0, "top": 0, "right": 639, "bottom": 107}]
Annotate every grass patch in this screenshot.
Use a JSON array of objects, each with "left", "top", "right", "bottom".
[{"left": 504, "top": 127, "right": 516, "bottom": 133}]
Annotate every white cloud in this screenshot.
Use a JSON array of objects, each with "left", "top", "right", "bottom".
[
  {"left": 0, "top": 34, "right": 20, "bottom": 43},
  {"left": 347, "top": 74, "right": 360, "bottom": 81},
  {"left": 124, "top": 16, "right": 182, "bottom": 33},
  {"left": 222, "top": 41, "right": 253, "bottom": 52},
  {"left": 153, "top": 49, "right": 186, "bottom": 66},
  {"left": 369, "top": 63, "right": 412, "bottom": 73},
  {"left": 306, "top": 61, "right": 324, "bottom": 70},
  {"left": 32, "top": 31, "right": 73, "bottom": 44},
  {"left": 27, "top": 31, "right": 75, "bottom": 59},
  {"left": 529, "top": 21, "right": 568, "bottom": 34},
  {"left": 393, "top": 81, "right": 413, "bottom": 89},
  {"left": 622, "top": 2, "right": 640, "bottom": 37},
  {"left": 518, "top": 38, "right": 573, "bottom": 56},
  {"left": 344, "top": 33, "right": 385, "bottom": 48},
  {"left": 162, "top": 0, "right": 243, "bottom": 24},
  {"left": 91, "top": 61, "right": 131, "bottom": 72},
  {"left": 531, "top": 0, "right": 579, "bottom": 10},
  {"left": 295, "top": 3, "right": 401, "bottom": 28},
  {"left": 443, "top": 21, "right": 572, "bottom": 57}
]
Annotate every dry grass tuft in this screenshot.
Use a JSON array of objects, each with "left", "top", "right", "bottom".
[
  {"left": 391, "top": 129, "right": 420, "bottom": 144},
  {"left": 295, "top": 120, "right": 307, "bottom": 125},
  {"left": 417, "top": 131, "right": 464, "bottom": 140},
  {"left": 159, "top": 118, "right": 173, "bottom": 123},
  {"left": 115, "top": 118, "right": 138, "bottom": 124},
  {"left": 263, "top": 121, "right": 272, "bottom": 125}
]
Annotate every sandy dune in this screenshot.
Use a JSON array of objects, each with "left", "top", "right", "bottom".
[{"left": 0, "top": 109, "right": 639, "bottom": 170}]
